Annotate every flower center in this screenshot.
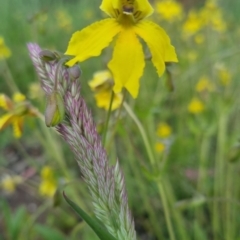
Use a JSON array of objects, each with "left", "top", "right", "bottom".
[{"left": 122, "top": 0, "right": 134, "bottom": 15}]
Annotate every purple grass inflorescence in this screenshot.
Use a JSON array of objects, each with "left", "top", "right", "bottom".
[{"left": 27, "top": 43, "right": 136, "bottom": 240}]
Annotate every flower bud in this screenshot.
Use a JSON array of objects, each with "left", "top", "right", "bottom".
[
  {"left": 39, "top": 50, "right": 58, "bottom": 62},
  {"left": 45, "top": 92, "right": 65, "bottom": 127},
  {"left": 68, "top": 65, "right": 82, "bottom": 80}
]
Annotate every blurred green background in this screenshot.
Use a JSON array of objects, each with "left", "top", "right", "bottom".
[{"left": 1, "top": 0, "right": 240, "bottom": 239}]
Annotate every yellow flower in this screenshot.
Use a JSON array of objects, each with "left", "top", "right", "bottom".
[
  {"left": 183, "top": 11, "right": 204, "bottom": 35},
  {"left": 187, "top": 51, "right": 198, "bottom": 62},
  {"left": 188, "top": 98, "right": 204, "bottom": 114},
  {"left": 199, "top": 0, "right": 226, "bottom": 32},
  {"left": 156, "top": 0, "right": 183, "bottom": 22},
  {"left": 55, "top": 9, "right": 72, "bottom": 32},
  {"left": 195, "top": 76, "right": 214, "bottom": 92},
  {"left": 39, "top": 166, "right": 57, "bottom": 198},
  {"left": 89, "top": 70, "right": 123, "bottom": 111},
  {"left": 65, "top": 0, "right": 178, "bottom": 98},
  {"left": 1, "top": 174, "right": 23, "bottom": 194},
  {"left": 194, "top": 34, "right": 205, "bottom": 45},
  {"left": 218, "top": 68, "right": 231, "bottom": 86},
  {"left": 156, "top": 122, "right": 172, "bottom": 138},
  {"left": 28, "top": 82, "right": 44, "bottom": 99},
  {"left": 0, "top": 93, "right": 36, "bottom": 138},
  {"left": 0, "top": 37, "right": 11, "bottom": 59},
  {"left": 89, "top": 70, "right": 113, "bottom": 92},
  {"left": 155, "top": 142, "right": 165, "bottom": 153}
]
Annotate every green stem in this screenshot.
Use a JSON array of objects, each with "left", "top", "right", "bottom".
[
  {"left": 157, "top": 181, "right": 176, "bottom": 240},
  {"left": 124, "top": 102, "right": 176, "bottom": 240},
  {"left": 165, "top": 179, "right": 190, "bottom": 240},
  {"left": 102, "top": 91, "right": 114, "bottom": 146},
  {"left": 125, "top": 135, "right": 163, "bottom": 239},
  {"left": 123, "top": 102, "right": 155, "bottom": 165},
  {"left": 23, "top": 200, "right": 51, "bottom": 240},
  {"left": 106, "top": 90, "right": 127, "bottom": 151},
  {"left": 194, "top": 135, "right": 210, "bottom": 228},
  {"left": 225, "top": 164, "right": 233, "bottom": 240},
  {"left": 213, "top": 114, "right": 227, "bottom": 240},
  {"left": 38, "top": 122, "right": 69, "bottom": 178},
  {"left": 1, "top": 59, "right": 19, "bottom": 93}
]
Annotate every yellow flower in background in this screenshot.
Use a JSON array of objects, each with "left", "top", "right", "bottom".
[
  {"left": 89, "top": 70, "right": 123, "bottom": 111},
  {"left": 195, "top": 76, "right": 214, "bottom": 92},
  {"left": 0, "top": 93, "right": 36, "bottom": 138},
  {"left": 187, "top": 51, "right": 198, "bottom": 62},
  {"left": 217, "top": 67, "right": 231, "bottom": 86},
  {"left": 156, "top": 122, "right": 172, "bottom": 138},
  {"left": 194, "top": 34, "right": 205, "bottom": 45},
  {"left": 200, "top": 0, "right": 226, "bottom": 32},
  {"left": 55, "top": 9, "right": 72, "bottom": 32},
  {"left": 1, "top": 174, "right": 23, "bottom": 194},
  {"left": 65, "top": 0, "right": 178, "bottom": 98},
  {"left": 183, "top": 11, "right": 204, "bottom": 36},
  {"left": 39, "top": 166, "right": 57, "bottom": 198},
  {"left": 156, "top": 0, "right": 183, "bottom": 22},
  {"left": 0, "top": 37, "right": 11, "bottom": 59},
  {"left": 28, "top": 82, "right": 44, "bottom": 99},
  {"left": 188, "top": 98, "right": 204, "bottom": 114},
  {"left": 155, "top": 142, "right": 165, "bottom": 153},
  {"left": 89, "top": 70, "right": 113, "bottom": 92}
]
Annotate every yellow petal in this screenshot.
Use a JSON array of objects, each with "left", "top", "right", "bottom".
[
  {"left": 65, "top": 19, "right": 121, "bottom": 66},
  {"left": 0, "top": 94, "right": 12, "bottom": 110},
  {"left": 13, "top": 92, "right": 26, "bottom": 103},
  {"left": 100, "top": 0, "right": 117, "bottom": 18},
  {"left": 134, "top": 0, "right": 154, "bottom": 19},
  {"left": 12, "top": 117, "right": 23, "bottom": 138},
  {"left": 108, "top": 29, "right": 145, "bottom": 98},
  {"left": 88, "top": 70, "right": 112, "bottom": 90},
  {"left": 0, "top": 113, "right": 14, "bottom": 130},
  {"left": 134, "top": 20, "right": 178, "bottom": 76},
  {"left": 94, "top": 90, "right": 122, "bottom": 111}
]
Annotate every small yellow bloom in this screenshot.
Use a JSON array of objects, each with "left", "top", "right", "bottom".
[
  {"left": 194, "top": 34, "right": 205, "bottom": 44},
  {"left": 94, "top": 91, "right": 123, "bottom": 111},
  {"left": 218, "top": 68, "right": 231, "bottom": 86},
  {"left": 41, "top": 166, "right": 54, "bottom": 179},
  {"left": 89, "top": 70, "right": 123, "bottom": 111},
  {"left": 0, "top": 37, "right": 11, "bottom": 59},
  {"left": 200, "top": 0, "right": 226, "bottom": 32},
  {"left": 195, "top": 76, "right": 214, "bottom": 92},
  {"left": 65, "top": 0, "right": 178, "bottom": 98},
  {"left": 39, "top": 180, "right": 57, "bottom": 197},
  {"left": 183, "top": 11, "right": 204, "bottom": 35},
  {"left": 156, "top": 0, "right": 183, "bottom": 22},
  {"left": 156, "top": 122, "right": 172, "bottom": 138},
  {"left": 39, "top": 166, "right": 57, "bottom": 198},
  {"left": 55, "top": 9, "right": 72, "bottom": 32},
  {"left": 1, "top": 175, "right": 23, "bottom": 194},
  {"left": 155, "top": 142, "right": 165, "bottom": 153},
  {"left": 187, "top": 51, "right": 198, "bottom": 62},
  {"left": 28, "top": 83, "right": 44, "bottom": 99},
  {"left": 89, "top": 70, "right": 113, "bottom": 92},
  {"left": 188, "top": 98, "right": 204, "bottom": 114},
  {"left": 0, "top": 92, "right": 36, "bottom": 138}
]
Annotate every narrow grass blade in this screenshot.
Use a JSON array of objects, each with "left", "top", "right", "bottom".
[{"left": 63, "top": 192, "right": 118, "bottom": 240}]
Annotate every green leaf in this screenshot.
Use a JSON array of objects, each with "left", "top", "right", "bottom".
[
  {"left": 63, "top": 192, "right": 118, "bottom": 240},
  {"left": 11, "top": 206, "right": 27, "bottom": 240}
]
